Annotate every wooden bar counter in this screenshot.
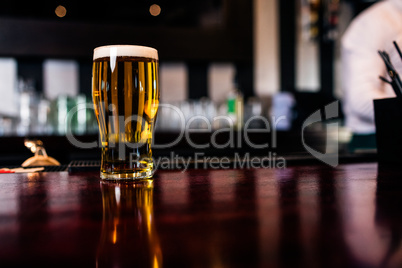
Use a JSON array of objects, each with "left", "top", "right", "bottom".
[{"left": 0, "top": 162, "right": 401, "bottom": 267}]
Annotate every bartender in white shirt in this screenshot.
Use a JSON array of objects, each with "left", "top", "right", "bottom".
[{"left": 341, "top": 0, "right": 402, "bottom": 149}]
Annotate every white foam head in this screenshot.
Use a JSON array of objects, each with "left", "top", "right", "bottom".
[{"left": 93, "top": 45, "right": 158, "bottom": 60}]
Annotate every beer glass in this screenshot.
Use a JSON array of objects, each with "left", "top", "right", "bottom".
[{"left": 92, "top": 45, "right": 159, "bottom": 180}]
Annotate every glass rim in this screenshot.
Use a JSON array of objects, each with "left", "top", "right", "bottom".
[{"left": 93, "top": 45, "right": 158, "bottom": 61}]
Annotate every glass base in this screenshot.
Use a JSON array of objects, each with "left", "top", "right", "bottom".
[{"left": 100, "top": 169, "right": 153, "bottom": 180}]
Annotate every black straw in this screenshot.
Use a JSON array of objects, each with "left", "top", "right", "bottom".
[
  {"left": 379, "top": 75, "right": 392, "bottom": 85},
  {"left": 378, "top": 50, "right": 402, "bottom": 97},
  {"left": 393, "top": 41, "right": 402, "bottom": 61}
]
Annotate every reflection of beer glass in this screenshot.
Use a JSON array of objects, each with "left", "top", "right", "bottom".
[
  {"left": 92, "top": 45, "right": 159, "bottom": 180},
  {"left": 97, "top": 180, "right": 162, "bottom": 267}
]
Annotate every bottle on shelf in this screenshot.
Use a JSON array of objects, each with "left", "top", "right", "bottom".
[{"left": 227, "top": 77, "right": 243, "bottom": 131}]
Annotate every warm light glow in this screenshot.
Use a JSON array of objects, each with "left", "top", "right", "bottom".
[
  {"left": 55, "top": 5, "right": 67, "bottom": 18},
  {"left": 112, "top": 219, "right": 118, "bottom": 244},
  {"left": 149, "top": 4, "right": 161, "bottom": 16},
  {"left": 153, "top": 255, "right": 160, "bottom": 268}
]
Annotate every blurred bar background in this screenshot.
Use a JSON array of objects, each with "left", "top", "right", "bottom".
[{"left": 0, "top": 0, "right": 378, "bottom": 163}]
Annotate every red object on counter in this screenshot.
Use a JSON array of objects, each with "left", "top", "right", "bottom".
[{"left": 0, "top": 169, "right": 14, "bottom": 173}]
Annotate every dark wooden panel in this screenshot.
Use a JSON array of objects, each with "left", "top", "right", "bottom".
[
  {"left": 0, "top": 17, "right": 252, "bottom": 61},
  {"left": 17, "top": 58, "right": 43, "bottom": 93},
  {"left": 188, "top": 62, "right": 208, "bottom": 99}
]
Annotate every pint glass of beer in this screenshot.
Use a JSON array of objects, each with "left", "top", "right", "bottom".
[{"left": 92, "top": 45, "right": 159, "bottom": 180}]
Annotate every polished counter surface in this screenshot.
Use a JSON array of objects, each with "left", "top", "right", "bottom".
[{"left": 0, "top": 163, "right": 401, "bottom": 268}]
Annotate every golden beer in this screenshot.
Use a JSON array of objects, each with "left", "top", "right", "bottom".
[{"left": 92, "top": 45, "right": 159, "bottom": 180}]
